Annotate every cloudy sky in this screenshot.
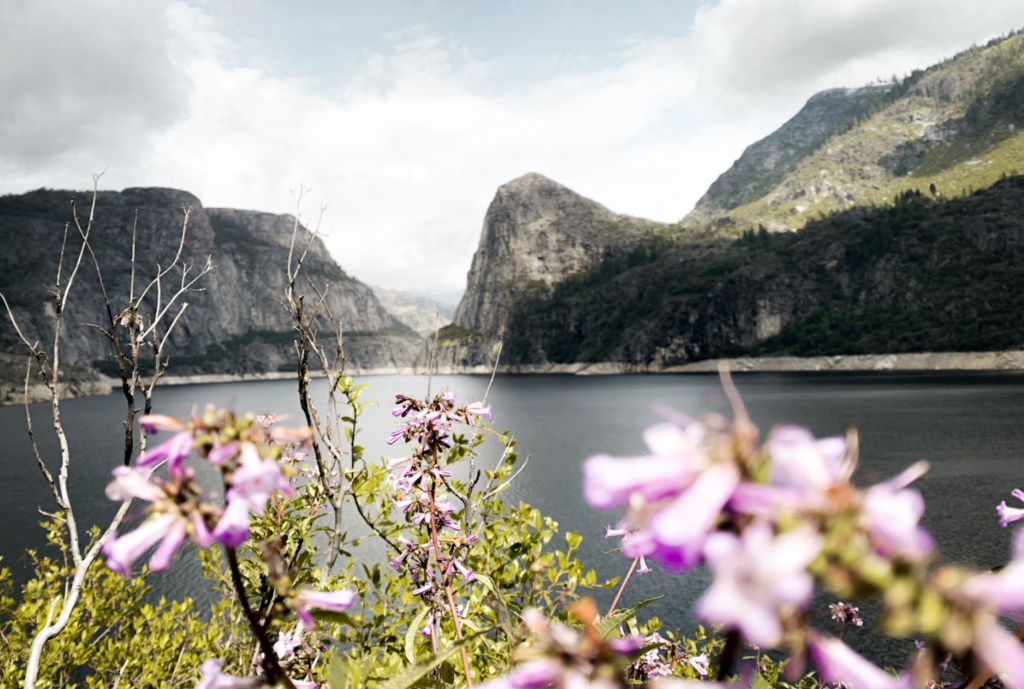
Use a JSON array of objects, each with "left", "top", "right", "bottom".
[{"left": 3, "top": 0, "right": 1024, "bottom": 292}]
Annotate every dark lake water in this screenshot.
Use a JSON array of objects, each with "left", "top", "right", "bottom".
[{"left": 3, "top": 371, "right": 1024, "bottom": 669}]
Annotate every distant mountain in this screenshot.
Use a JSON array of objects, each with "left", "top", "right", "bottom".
[
  {"left": 438, "top": 30, "right": 1024, "bottom": 370},
  {"left": 452, "top": 172, "right": 666, "bottom": 336},
  {"left": 0, "top": 187, "right": 421, "bottom": 387},
  {"left": 689, "top": 30, "right": 1024, "bottom": 233},
  {"left": 372, "top": 286, "right": 454, "bottom": 336}
]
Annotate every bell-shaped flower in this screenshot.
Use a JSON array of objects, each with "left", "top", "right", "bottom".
[
  {"left": 231, "top": 443, "right": 294, "bottom": 514},
  {"left": 103, "top": 512, "right": 188, "bottom": 575},
  {"left": 696, "top": 522, "right": 821, "bottom": 648},
  {"left": 105, "top": 466, "right": 163, "bottom": 503},
  {"left": 195, "top": 659, "right": 259, "bottom": 689},
  {"left": 138, "top": 414, "right": 184, "bottom": 434},
  {"left": 292, "top": 589, "right": 355, "bottom": 628},
  {"left": 859, "top": 461, "right": 933, "bottom": 560},
  {"left": 769, "top": 425, "right": 850, "bottom": 495},
  {"left": 463, "top": 401, "right": 492, "bottom": 425},
  {"left": 137, "top": 431, "right": 193, "bottom": 477},
  {"left": 583, "top": 422, "right": 707, "bottom": 510},
  {"left": 998, "top": 489, "right": 1024, "bottom": 528},
  {"left": 647, "top": 463, "right": 740, "bottom": 570},
  {"left": 808, "top": 636, "right": 911, "bottom": 689},
  {"left": 211, "top": 491, "right": 252, "bottom": 548}
]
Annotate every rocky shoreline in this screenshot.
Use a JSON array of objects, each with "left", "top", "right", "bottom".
[{"left": 5, "top": 350, "right": 1024, "bottom": 406}]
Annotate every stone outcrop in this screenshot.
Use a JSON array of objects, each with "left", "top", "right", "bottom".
[
  {"left": 0, "top": 188, "right": 421, "bottom": 388},
  {"left": 453, "top": 173, "right": 665, "bottom": 337}
]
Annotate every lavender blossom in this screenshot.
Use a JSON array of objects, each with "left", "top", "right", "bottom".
[
  {"left": 230, "top": 443, "right": 295, "bottom": 513},
  {"left": 859, "top": 461, "right": 933, "bottom": 560},
  {"left": 195, "top": 659, "right": 259, "bottom": 689},
  {"left": 998, "top": 489, "right": 1024, "bottom": 528},
  {"left": 292, "top": 589, "right": 355, "bottom": 628},
  {"left": 136, "top": 431, "right": 193, "bottom": 477},
  {"left": 829, "top": 602, "right": 863, "bottom": 627},
  {"left": 696, "top": 522, "right": 822, "bottom": 647},
  {"left": 103, "top": 512, "right": 189, "bottom": 575},
  {"left": 808, "top": 636, "right": 912, "bottom": 689}
]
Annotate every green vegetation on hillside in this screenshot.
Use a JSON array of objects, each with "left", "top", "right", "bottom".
[{"left": 504, "top": 176, "right": 1024, "bottom": 366}]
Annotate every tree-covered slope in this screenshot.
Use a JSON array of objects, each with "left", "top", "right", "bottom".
[
  {"left": 504, "top": 176, "right": 1024, "bottom": 367},
  {"left": 687, "top": 30, "right": 1024, "bottom": 235}
]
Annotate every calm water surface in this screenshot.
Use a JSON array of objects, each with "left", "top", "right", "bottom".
[{"left": 3, "top": 371, "right": 1024, "bottom": 667}]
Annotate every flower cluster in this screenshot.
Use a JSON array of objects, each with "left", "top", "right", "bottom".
[
  {"left": 386, "top": 390, "right": 490, "bottom": 637},
  {"left": 479, "top": 602, "right": 648, "bottom": 689},
  {"left": 573, "top": 387, "right": 1024, "bottom": 687},
  {"left": 102, "top": 408, "right": 301, "bottom": 573},
  {"left": 102, "top": 406, "right": 356, "bottom": 688}
]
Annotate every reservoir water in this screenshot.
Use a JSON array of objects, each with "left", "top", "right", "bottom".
[{"left": 3, "top": 371, "right": 1024, "bottom": 669}]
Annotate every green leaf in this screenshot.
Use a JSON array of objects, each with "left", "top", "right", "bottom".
[
  {"left": 312, "top": 610, "right": 359, "bottom": 627},
  {"left": 327, "top": 652, "right": 349, "bottom": 689},
  {"left": 595, "top": 596, "right": 663, "bottom": 639},
  {"left": 406, "top": 606, "right": 432, "bottom": 664},
  {"left": 473, "top": 572, "right": 515, "bottom": 639},
  {"left": 410, "top": 681, "right": 452, "bottom": 689},
  {"left": 752, "top": 672, "right": 774, "bottom": 689},
  {"left": 376, "top": 633, "right": 481, "bottom": 689},
  {"left": 438, "top": 661, "right": 456, "bottom": 685}
]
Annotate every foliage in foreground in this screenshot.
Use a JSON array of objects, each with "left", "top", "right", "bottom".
[{"left": 3, "top": 374, "right": 1024, "bottom": 688}]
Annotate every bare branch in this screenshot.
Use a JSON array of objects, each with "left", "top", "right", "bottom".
[{"left": 24, "top": 359, "right": 61, "bottom": 508}]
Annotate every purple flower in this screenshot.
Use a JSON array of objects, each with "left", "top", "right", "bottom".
[
  {"left": 829, "top": 602, "right": 863, "bottom": 627},
  {"left": 273, "top": 626, "right": 302, "bottom": 661},
  {"left": 478, "top": 658, "right": 563, "bottom": 689},
  {"left": 231, "top": 443, "right": 294, "bottom": 513},
  {"left": 769, "top": 425, "right": 850, "bottom": 494},
  {"left": 464, "top": 401, "right": 492, "bottom": 425},
  {"left": 103, "top": 512, "right": 188, "bottom": 575},
  {"left": 998, "top": 489, "right": 1024, "bottom": 528},
  {"left": 582, "top": 423, "right": 706, "bottom": 510},
  {"left": 207, "top": 441, "right": 239, "bottom": 466},
  {"left": 808, "top": 636, "right": 912, "bottom": 689},
  {"left": 105, "top": 466, "right": 163, "bottom": 503},
  {"left": 859, "top": 461, "right": 933, "bottom": 560},
  {"left": 696, "top": 522, "right": 821, "bottom": 647},
  {"left": 686, "top": 653, "right": 709, "bottom": 677},
  {"left": 138, "top": 414, "right": 183, "bottom": 434},
  {"left": 292, "top": 589, "right": 355, "bottom": 628},
  {"left": 195, "top": 659, "right": 259, "bottom": 689},
  {"left": 973, "top": 617, "right": 1024, "bottom": 688},
  {"left": 211, "top": 492, "right": 251, "bottom": 548},
  {"left": 137, "top": 431, "right": 193, "bottom": 477},
  {"left": 646, "top": 463, "right": 740, "bottom": 571}
]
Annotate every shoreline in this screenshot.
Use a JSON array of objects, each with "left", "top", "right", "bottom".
[{"left": 6, "top": 350, "right": 1024, "bottom": 406}]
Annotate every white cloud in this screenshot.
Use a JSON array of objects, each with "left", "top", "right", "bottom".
[
  {"left": 0, "top": 0, "right": 189, "bottom": 177},
  {"left": 2, "top": 0, "right": 1024, "bottom": 291}
]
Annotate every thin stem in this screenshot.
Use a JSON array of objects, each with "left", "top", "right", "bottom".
[
  {"left": 225, "top": 547, "right": 296, "bottom": 688},
  {"left": 607, "top": 557, "right": 639, "bottom": 616},
  {"left": 427, "top": 467, "right": 473, "bottom": 687},
  {"left": 715, "top": 630, "right": 741, "bottom": 681}
]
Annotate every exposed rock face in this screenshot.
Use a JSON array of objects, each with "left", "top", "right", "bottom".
[
  {"left": 688, "top": 33, "right": 1024, "bottom": 232},
  {"left": 0, "top": 188, "right": 420, "bottom": 381},
  {"left": 684, "top": 85, "right": 892, "bottom": 224},
  {"left": 453, "top": 173, "right": 665, "bottom": 336}
]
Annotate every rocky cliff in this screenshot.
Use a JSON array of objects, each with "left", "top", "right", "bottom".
[
  {"left": 452, "top": 173, "right": 666, "bottom": 337},
  {"left": 683, "top": 85, "right": 892, "bottom": 225},
  {"left": 0, "top": 187, "right": 420, "bottom": 384},
  {"left": 692, "top": 30, "right": 1024, "bottom": 233},
  {"left": 504, "top": 177, "right": 1024, "bottom": 367}
]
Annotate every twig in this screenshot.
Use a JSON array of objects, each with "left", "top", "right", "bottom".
[{"left": 606, "top": 557, "right": 639, "bottom": 616}]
